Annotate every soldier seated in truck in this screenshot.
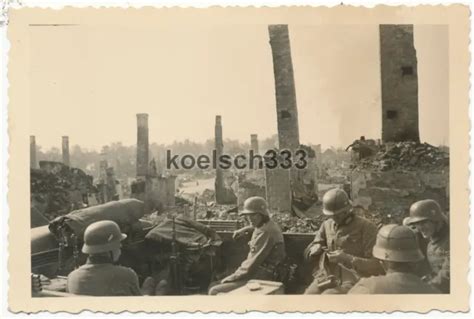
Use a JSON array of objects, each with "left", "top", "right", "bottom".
[
  {"left": 348, "top": 224, "right": 440, "bottom": 294},
  {"left": 67, "top": 221, "right": 142, "bottom": 296},
  {"left": 405, "top": 199, "right": 450, "bottom": 293},
  {"left": 208, "top": 197, "right": 286, "bottom": 295},
  {"left": 303, "top": 188, "right": 384, "bottom": 294}
]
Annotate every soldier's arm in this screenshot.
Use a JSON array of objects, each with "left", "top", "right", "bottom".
[
  {"left": 237, "top": 225, "right": 255, "bottom": 233},
  {"left": 226, "top": 231, "right": 274, "bottom": 282},
  {"left": 233, "top": 225, "right": 255, "bottom": 240},
  {"left": 347, "top": 279, "right": 371, "bottom": 294},
  {"left": 429, "top": 251, "right": 450, "bottom": 293},
  {"left": 125, "top": 268, "right": 143, "bottom": 296},
  {"left": 350, "top": 222, "right": 384, "bottom": 276},
  {"left": 304, "top": 223, "right": 327, "bottom": 259}
]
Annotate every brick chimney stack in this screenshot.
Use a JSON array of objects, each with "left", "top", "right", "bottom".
[
  {"left": 136, "top": 113, "right": 149, "bottom": 177},
  {"left": 62, "top": 136, "right": 70, "bottom": 167}
]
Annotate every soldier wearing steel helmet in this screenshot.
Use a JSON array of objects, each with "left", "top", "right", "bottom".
[
  {"left": 348, "top": 224, "right": 440, "bottom": 294},
  {"left": 67, "top": 220, "right": 141, "bottom": 296},
  {"left": 208, "top": 196, "right": 286, "bottom": 295},
  {"left": 303, "top": 188, "right": 383, "bottom": 294},
  {"left": 405, "top": 199, "right": 450, "bottom": 293}
]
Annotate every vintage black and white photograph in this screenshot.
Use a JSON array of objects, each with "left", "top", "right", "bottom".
[{"left": 5, "top": 4, "right": 470, "bottom": 314}]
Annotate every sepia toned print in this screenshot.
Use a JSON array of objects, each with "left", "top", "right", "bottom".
[{"left": 8, "top": 5, "right": 470, "bottom": 313}]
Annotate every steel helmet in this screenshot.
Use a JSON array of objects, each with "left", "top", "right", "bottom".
[
  {"left": 82, "top": 220, "right": 127, "bottom": 254},
  {"left": 322, "top": 188, "right": 352, "bottom": 216},
  {"left": 402, "top": 217, "right": 418, "bottom": 231},
  {"left": 240, "top": 196, "right": 270, "bottom": 217},
  {"left": 405, "top": 199, "right": 445, "bottom": 225},
  {"left": 372, "top": 224, "right": 424, "bottom": 262}
]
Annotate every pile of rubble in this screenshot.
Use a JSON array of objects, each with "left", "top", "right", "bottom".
[
  {"left": 271, "top": 214, "right": 323, "bottom": 233},
  {"left": 31, "top": 169, "right": 74, "bottom": 219},
  {"left": 197, "top": 204, "right": 239, "bottom": 220},
  {"left": 145, "top": 204, "right": 405, "bottom": 234},
  {"left": 197, "top": 204, "right": 325, "bottom": 234},
  {"left": 352, "top": 206, "right": 401, "bottom": 228},
  {"left": 357, "top": 142, "right": 449, "bottom": 171},
  {"left": 31, "top": 162, "right": 95, "bottom": 221}
]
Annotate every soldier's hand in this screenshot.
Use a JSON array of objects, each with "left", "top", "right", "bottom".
[
  {"left": 232, "top": 229, "right": 246, "bottom": 241},
  {"left": 307, "top": 244, "right": 323, "bottom": 258},
  {"left": 327, "top": 250, "right": 349, "bottom": 264},
  {"left": 141, "top": 276, "right": 156, "bottom": 296},
  {"left": 221, "top": 275, "right": 235, "bottom": 284},
  {"left": 208, "top": 228, "right": 219, "bottom": 241},
  {"left": 31, "top": 274, "right": 42, "bottom": 293},
  {"left": 39, "top": 274, "right": 51, "bottom": 286}
]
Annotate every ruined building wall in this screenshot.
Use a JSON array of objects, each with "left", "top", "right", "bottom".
[
  {"left": 136, "top": 113, "right": 149, "bottom": 177},
  {"left": 236, "top": 169, "right": 266, "bottom": 208},
  {"left": 145, "top": 175, "right": 176, "bottom": 212},
  {"left": 351, "top": 167, "right": 449, "bottom": 224},
  {"left": 379, "top": 25, "right": 420, "bottom": 143},
  {"left": 62, "top": 136, "right": 70, "bottom": 167},
  {"left": 265, "top": 165, "right": 292, "bottom": 213},
  {"left": 166, "top": 176, "right": 176, "bottom": 207},
  {"left": 238, "top": 134, "right": 265, "bottom": 207}
]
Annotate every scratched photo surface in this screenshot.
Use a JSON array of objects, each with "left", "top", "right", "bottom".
[{"left": 7, "top": 5, "right": 470, "bottom": 313}]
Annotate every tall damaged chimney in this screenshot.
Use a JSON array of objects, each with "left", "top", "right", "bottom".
[
  {"left": 266, "top": 24, "right": 298, "bottom": 213},
  {"left": 62, "top": 136, "right": 70, "bottom": 167},
  {"left": 268, "top": 24, "right": 300, "bottom": 152},
  {"left": 379, "top": 25, "right": 420, "bottom": 143},
  {"left": 136, "top": 113, "right": 149, "bottom": 177},
  {"left": 250, "top": 134, "right": 259, "bottom": 154},
  {"left": 30, "top": 135, "right": 37, "bottom": 169},
  {"left": 214, "top": 115, "right": 225, "bottom": 203}
]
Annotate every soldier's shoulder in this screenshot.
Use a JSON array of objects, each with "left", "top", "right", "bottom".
[
  {"left": 112, "top": 265, "right": 139, "bottom": 280},
  {"left": 67, "top": 267, "right": 82, "bottom": 279},
  {"left": 354, "top": 214, "right": 377, "bottom": 229},
  {"left": 68, "top": 263, "right": 91, "bottom": 276},
  {"left": 359, "top": 274, "right": 384, "bottom": 283},
  {"left": 348, "top": 276, "right": 379, "bottom": 294},
  {"left": 268, "top": 220, "right": 284, "bottom": 232},
  {"left": 256, "top": 222, "right": 279, "bottom": 240},
  {"left": 321, "top": 218, "right": 333, "bottom": 227},
  {"left": 440, "top": 226, "right": 450, "bottom": 245}
]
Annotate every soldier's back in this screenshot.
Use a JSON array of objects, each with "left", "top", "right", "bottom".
[
  {"left": 67, "top": 262, "right": 141, "bottom": 296},
  {"left": 348, "top": 272, "right": 440, "bottom": 294}
]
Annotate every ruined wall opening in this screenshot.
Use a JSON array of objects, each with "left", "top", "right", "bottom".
[{"left": 280, "top": 110, "right": 292, "bottom": 119}]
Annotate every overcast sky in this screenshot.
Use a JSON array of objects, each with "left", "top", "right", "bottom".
[{"left": 29, "top": 24, "right": 448, "bottom": 150}]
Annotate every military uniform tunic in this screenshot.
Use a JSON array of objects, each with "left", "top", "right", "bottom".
[
  {"left": 304, "top": 214, "right": 384, "bottom": 294},
  {"left": 67, "top": 256, "right": 141, "bottom": 296},
  {"left": 208, "top": 219, "right": 286, "bottom": 295},
  {"left": 348, "top": 271, "right": 440, "bottom": 294},
  {"left": 227, "top": 219, "right": 286, "bottom": 281},
  {"left": 426, "top": 223, "right": 450, "bottom": 293}
]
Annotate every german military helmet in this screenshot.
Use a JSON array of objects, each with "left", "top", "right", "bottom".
[
  {"left": 405, "top": 199, "right": 445, "bottom": 225},
  {"left": 322, "top": 188, "right": 352, "bottom": 216},
  {"left": 240, "top": 196, "right": 270, "bottom": 217},
  {"left": 82, "top": 220, "right": 127, "bottom": 254},
  {"left": 372, "top": 224, "right": 424, "bottom": 262}
]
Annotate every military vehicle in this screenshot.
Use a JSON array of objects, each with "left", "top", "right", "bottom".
[{"left": 31, "top": 199, "right": 315, "bottom": 296}]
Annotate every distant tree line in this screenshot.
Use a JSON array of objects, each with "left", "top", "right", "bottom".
[{"left": 35, "top": 135, "right": 280, "bottom": 180}]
